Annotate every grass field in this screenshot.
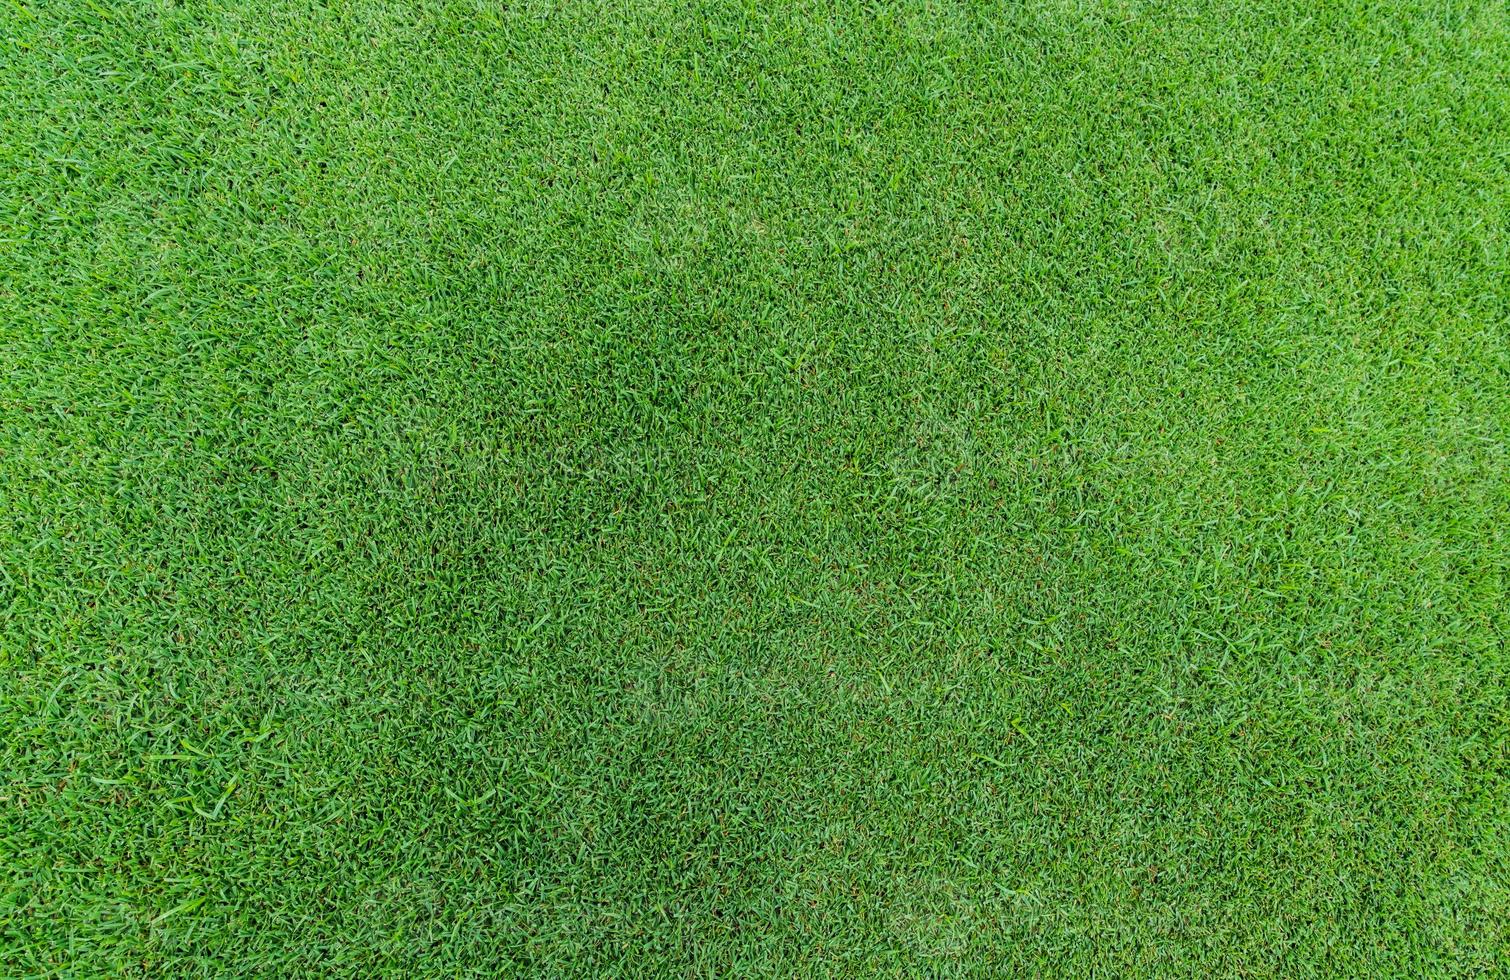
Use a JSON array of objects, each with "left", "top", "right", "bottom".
[{"left": 3, "top": 0, "right": 1508, "bottom": 974}]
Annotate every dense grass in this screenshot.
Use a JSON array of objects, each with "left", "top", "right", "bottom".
[{"left": 3, "top": 0, "right": 1507, "bottom": 974}]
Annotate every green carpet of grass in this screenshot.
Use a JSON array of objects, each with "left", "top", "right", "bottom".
[{"left": 4, "top": 0, "right": 1508, "bottom": 974}]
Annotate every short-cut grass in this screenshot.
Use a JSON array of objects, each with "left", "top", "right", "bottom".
[{"left": 3, "top": 0, "right": 1507, "bottom": 974}]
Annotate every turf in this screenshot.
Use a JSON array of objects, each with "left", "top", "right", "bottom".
[{"left": 3, "top": 0, "right": 1508, "bottom": 974}]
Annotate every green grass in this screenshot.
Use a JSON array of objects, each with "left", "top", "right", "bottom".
[{"left": 3, "top": 0, "right": 1508, "bottom": 974}]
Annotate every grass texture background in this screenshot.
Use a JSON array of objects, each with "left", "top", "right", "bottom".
[{"left": 2, "top": 0, "right": 1507, "bottom": 974}]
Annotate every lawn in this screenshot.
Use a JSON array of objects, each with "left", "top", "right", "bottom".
[{"left": 3, "top": 0, "right": 1507, "bottom": 974}]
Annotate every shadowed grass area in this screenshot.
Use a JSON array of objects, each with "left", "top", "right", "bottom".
[{"left": 2, "top": 0, "right": 1507, "bottom": 974}]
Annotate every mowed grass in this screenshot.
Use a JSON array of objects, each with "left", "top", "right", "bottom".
[{"left": 3, "top": 0, "right": 1508, "bottom": 974}]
